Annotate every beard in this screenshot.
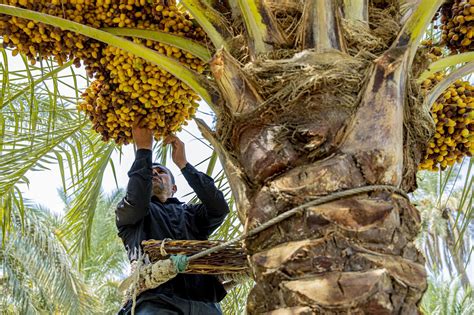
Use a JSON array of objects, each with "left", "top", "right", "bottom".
[{"left": 152, "top": 179, "right": 170, "bottom": 197}]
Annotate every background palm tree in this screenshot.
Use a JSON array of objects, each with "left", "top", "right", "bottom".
[
  {"left": 413, "top": 158, "right": 473, "bottom": 290},
  {"left": 421, "top": 276, "right": 474, "bottom": 315},
  {"left": 0, "top": 0, "right": 473, "bottom": 313},
  {"left": 0, "top": 204, "right": 97, "bottom": 314}
]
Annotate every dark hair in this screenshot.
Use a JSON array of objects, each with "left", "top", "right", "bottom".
[{"left": 152, "top": 163, "right": 175, "bottom": 184}]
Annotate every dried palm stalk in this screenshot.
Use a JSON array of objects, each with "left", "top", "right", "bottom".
[{"left": 142, "top": 239, "right": 249, "bottom": 275}]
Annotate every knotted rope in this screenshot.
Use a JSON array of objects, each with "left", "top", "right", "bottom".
[{"left": 121, "top": 184, "right": 408, "bottom": 312}]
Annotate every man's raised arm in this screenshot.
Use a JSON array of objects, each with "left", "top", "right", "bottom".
[
  {"left": 164, "top": 135, "right": 230, "bottom": 234},
  {"left": 115, "top": 127, "right": 154, "bottom": 227}
]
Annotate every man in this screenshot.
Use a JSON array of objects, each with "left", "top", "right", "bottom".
[{"left": 116, "top": 126, "right": 229, "bottom": 314}]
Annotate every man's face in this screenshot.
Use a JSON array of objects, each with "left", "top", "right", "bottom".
[{"left": 152, "top": 166, "right": 176, "bottom": 199}]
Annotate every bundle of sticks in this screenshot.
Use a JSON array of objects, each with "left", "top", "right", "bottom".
[{"left": 142, "top": 239, "right": 249, "bottom": 275}]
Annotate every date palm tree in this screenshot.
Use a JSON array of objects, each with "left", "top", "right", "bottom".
[
  {"left": 421, "top": 276, "right": 474, "bottom": 315},
  {"left": 413, "top": 159, "right": 473, "bottom": 290},
  {"left": 1, "top": 0, "right": 473, "bottom": 313},
  {"left": 0, "top": 205, "right": 96, "bottom": 314}
]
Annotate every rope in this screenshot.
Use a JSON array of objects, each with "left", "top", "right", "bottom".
[
  {"left": 187, "top": 184, "right": 408, "bottom": 262},
  {"left": 160, "top": 238, "right": 171, "bottom": 256},
  {"left": 130, "top": 251, "right": 144, "bottom": 315},
  {"left": 170, "top": 254, "right": 188, "bottom": 273}
]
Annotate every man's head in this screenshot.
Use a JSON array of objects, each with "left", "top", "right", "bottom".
[{"left": 152, "top": 163, "right": 177, "bottom": 201}]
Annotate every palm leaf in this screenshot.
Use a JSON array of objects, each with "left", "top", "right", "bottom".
[
  {"left": 60, "top": 139, "right": 116, "bottom": 265},
  {"left": 181, "top": 0, "right": 230, "bottom": 50},
  {"left": 418, "top": 52, "right": 474, "bottom": 82},
  {"left": 1, "top": 206, "right": 98, "bottom": 314},
  {"left": 100, "top": 28, "right": 212, "bottom": 61}
]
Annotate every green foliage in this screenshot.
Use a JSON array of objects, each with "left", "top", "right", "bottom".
[
  {"left": 0, "top": 189, "right": 131, "bottom": 314},
  {"left": 421, "top": 276, "right": 474, "bottom": 315},
  {"left": 413, "top": 158, "right": 473, "bottom": 289},
  {"left": 0, "top": 206, "right": 97, "bottom": 314},
  {"left": 79, "top": 189, "right": 128, "bottom": 314}
]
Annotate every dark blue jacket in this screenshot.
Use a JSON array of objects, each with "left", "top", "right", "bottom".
[{"left": 116, "top": 149, "right": 229, "bottom": 304}]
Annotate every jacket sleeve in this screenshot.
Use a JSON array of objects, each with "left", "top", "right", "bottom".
[
  {"left": 182, "top": 163, "right": 230, "bottom": 236},
  {"left": 115, "top": 149, "right": 153, "bottom": 227}
]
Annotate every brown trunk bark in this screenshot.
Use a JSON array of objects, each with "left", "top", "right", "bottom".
[
  {"left": 202, "top": 1, "right": 428, "bottom": 314},
  {"left": 204, "top": 54, "right": 427, "bottom": 313}
]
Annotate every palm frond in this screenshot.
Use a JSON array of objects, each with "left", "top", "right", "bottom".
[
  {"left": 1, "top": 258, "right": 43, "bottom": 315},
  {"left": 221, "top": 278, "right": 253, "bottom": 314},
  {"left": 425, "top": 63, "right": 474, "bottom": 111},
  {"left": 181, "top": 0, "right": 231, "bottom": 50},
  {"left": 393, "top": 0, "right": 444, "bottom": 63},
  {"left": 421, "top": 276, "right": 474, "bottom": 315},
  {"left": 101, "top": 27, "right": 212, "bottom": 61},
  {"left": 60, "top": 138, "right": 116, "bottom": 265},
  {"left": 418, "top": 52, "right": 474, "bottom": 82},
  {"left": 1, "top": 206, "right": 98, "bottom": 314},
  {"left": 414, "top": 158, "right": 473, "bottom": 288},
  {"left": 0, "top": 73, "right": 89, "bottom": 240},
  {"left": 237, "top": 0, "right": 271, "bottom": 55},
  {"left": 80, "top": 189, "right": 129, "bottom": 313},
  {"left": 83, "top": 189, "right": 128, "bottom": 279}
]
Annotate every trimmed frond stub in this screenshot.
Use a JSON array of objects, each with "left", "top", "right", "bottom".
[
  {"left": 237, "top": 0, "right": 289, "bottom": 58},
  {"left": 210, "top": 48, "right": 264, "bottom": 116},
  {"left": 343, "top": 0, "right": 369, "bottom": 23},
  {"left": 296, "top": 0, "right": 347, "bottom": 52}
]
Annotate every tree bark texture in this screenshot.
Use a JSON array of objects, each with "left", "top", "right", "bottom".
[{"left": 205, "top": 1, "right": 428, "bottom": 313}]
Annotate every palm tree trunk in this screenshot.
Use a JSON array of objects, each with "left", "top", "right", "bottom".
[
  {"left": 199, "top": 1, "right": 429, "bottom": 313},
  {"left": 200, "top": 51, "right": 428, "bottom": 313}
]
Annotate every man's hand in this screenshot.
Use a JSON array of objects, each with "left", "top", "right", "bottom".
[
  {"left": 132, "top": 122, "right": 154, "bottom": 150},
  {"left": 164, "top": 134, "right": 188, "bottom": 169}
]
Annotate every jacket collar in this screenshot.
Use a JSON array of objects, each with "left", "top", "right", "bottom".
[{"left": 151, "top": 195, "right": 184, "bottom": 204}]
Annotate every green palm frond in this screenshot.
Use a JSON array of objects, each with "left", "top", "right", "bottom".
[
  {"left": 425, "top": 62, "right": 474, "bottom": 111},
  {"left": 1, "top": 206, "right": 98, "bottom": 314},
  {"left": 221, "top": 279, "right": 253, "bottom": 314},
  {"left": 100, "top": 28, "right": 212, "bottom": 61},
  {"left": 60, "top": 138, "right": 116, "bottom": 264},
  {"left": 1, "top": 258, "right": 43, "bottom": 314},
  {"left": 395, "top": 0, "right": 444, "bottom": 64},
  {"left": 421, "top": 276, "right": 474, "bottom": 315},
  {"left": 414, "top": 158, "right": 473, "bottom": 288},
  {"left": 418, "top": 52, "right": 474, "bottom": 82},
  {"left": 83, "top": 189, "right": 128, "bottom": 279},
  {"left": 0, "top": 93, "right": 88, "bottom": 240},
  {"left": 181, "top": 0, "right": 230, "bottom": 50},
  {"left": 0, "top": 49, "right": 122, "bottom": 266},
  {"left": 79, "top": 189, "right": 129, "bottom": 313}
]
